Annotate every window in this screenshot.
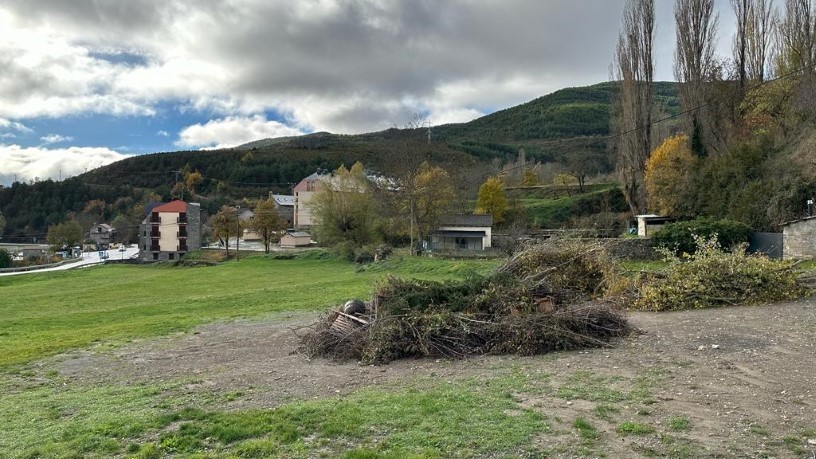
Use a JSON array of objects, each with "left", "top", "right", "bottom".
[
  {"left": 169, "top": 253, "right": 175, "bottom": 260},
  {"left": 152, "top": 253, "right": 158, "bottom": 260}
]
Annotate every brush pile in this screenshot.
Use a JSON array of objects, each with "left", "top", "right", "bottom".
[{"left": 300, "top": 241, "right": 633, "bottom": 364}]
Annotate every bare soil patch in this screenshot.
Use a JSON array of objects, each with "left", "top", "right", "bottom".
[{"left": 54, "top": 299, "right": 816, "bottom": 457}]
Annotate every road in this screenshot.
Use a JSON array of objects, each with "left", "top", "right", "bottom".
[{"left": 0, "top": 245, "right": 140, "bottom": 277}]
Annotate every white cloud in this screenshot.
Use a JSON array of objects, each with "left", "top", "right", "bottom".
[
  {"left": 40, "top": 134, "right": 74, "bottom": 144},
  {"left": 0, "top": 144, "right": 126, "bottom": 185},
  {"left": 156, "top": 130, "right": 169, "bottom": 137},
  {"left": 0, "top": 117, "right": 32, "bottom": 133},
  {"left": 0, "top": 0, "right": 739, "bottom": 135},
  {"left": 176, "top": 115, "right": 304, "bottom": 149}
]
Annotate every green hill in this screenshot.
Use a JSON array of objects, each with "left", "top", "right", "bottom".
[{"left": 0, "top": 81, "right": 679, "bottom": 238}]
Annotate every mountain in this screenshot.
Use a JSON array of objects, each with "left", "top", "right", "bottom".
[{"left": 0, "top": 81, "right": 679, "bottom": 239}]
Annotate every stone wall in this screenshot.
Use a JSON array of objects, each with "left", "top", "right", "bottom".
[{"left": 783, "top": 217, "right": 816, "bottom": 259}]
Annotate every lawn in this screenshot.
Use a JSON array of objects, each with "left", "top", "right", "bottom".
[{"left": 0, "top": 252, "right": 498, "bottom": 368}]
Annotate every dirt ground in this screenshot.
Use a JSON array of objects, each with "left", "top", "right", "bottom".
[{"left": 54, "top": 299, "right": 816, "bottom": 457}]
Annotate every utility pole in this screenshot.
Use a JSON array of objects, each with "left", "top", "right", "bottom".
[{"left": 235, "top": 212, "right": 240, "bottom": 261}]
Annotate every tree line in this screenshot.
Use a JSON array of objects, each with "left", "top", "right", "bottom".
[{"left": 613, "top": 0, "right": 816, "bottom": 230}]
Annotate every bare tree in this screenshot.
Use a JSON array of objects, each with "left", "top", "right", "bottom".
[
  {"left": 675, "top": 0, "right": 718, "bottom": 157},
  {"left": 746, "top": 0, "right": 775, "bottom": 81},
  {"left": 732, "top": 0, "right": 750, "bottom": 89},
  {"left": 775, "top": 0, "right": 816, "bottom": 75},
  {"left": 613, "top": 0, "right": 655, "bottom": 215}
]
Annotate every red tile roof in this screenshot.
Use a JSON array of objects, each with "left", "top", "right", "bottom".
[{"left": 153, "top": 200, "right": 187, "bottom": 213}]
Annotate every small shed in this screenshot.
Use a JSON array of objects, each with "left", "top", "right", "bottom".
[
  {"left": 280, "top": 231, "right": 312, "bottom": 248},
  {"left": 430, "top": 214, "right": 493, "bottom": 251},
  {"left": 635, "top": 215, "right": 677, "bottom": 238},
  {"left": 782, "top": 216, "right": 816, "bottom": 259}
]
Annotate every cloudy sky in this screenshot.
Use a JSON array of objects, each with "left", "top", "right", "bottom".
[{"left": 0, "top": 0, "right": 739, "bottom": 185}]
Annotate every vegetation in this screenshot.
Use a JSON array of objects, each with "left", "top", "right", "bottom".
[
  {"left": 303, "top": 241, "right": 631, "bottom": 363},
  {"left": 0, "top": 249, "right": 11, "bottom": 268},
  {"left": 475, "top": 177, "right": 507, "bottom": 225},
  {"left": 645, "top": 134, "right": 697, "bottom": 216},
  {"left": 633, "top": 236, "right": 804, "bottom": 311},
  {"left": 45, "top": 220, "right": 83, "bottom": 251},
  {"left": 209, "top": 206, "right": 240, "bottom": 257},
  {"left": 246, "top": 198, "right": 287, "bottom": 253},
  {"left": 651, "top": 217, "right": 752, "bottom": 254},
  {"left": 311, "top": 163, "right": 379, "bottom": 254},
  {"left": 0, "top": 254, "right": 498, "bottom": 368}
]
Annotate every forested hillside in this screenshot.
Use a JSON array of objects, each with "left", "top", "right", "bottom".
[{"left": 0, "top": 82, "right": 679, "bottom": 240}]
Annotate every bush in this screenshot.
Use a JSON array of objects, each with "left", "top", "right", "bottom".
[
  {"left": 652, "top": 217, "right": 751, "bottom": 255},
  {"left": 0, "top": 249, "right": 11, "bottom": 268},
  {"left": 633, "top": 236, "right": 804, "bottom": 311}
]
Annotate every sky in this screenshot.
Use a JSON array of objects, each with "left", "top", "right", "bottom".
[{"left": 0, "top": 0, "right": 740, "bottom": 186}]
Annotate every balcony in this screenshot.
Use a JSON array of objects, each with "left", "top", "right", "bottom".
[
  {"left": 150, "top": 228, "right": 161, "bottom": 238},
  {"left": 150, "top": 244, "right": 160, "bottom": 252},
  {"left": 178, "top": 212, "right": 188, "bottom": 223},
  {"left": 178, "top": 244, "right": 188, "bottom": 252},
  {"left": 177, "top": 228, "right": 188, "bottom": 238},
  {"left": 150, "top": 213, "right": 160, "bottom": 223}
]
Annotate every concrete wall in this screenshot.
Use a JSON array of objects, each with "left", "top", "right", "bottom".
[
  {"left": 158, "top": 211, "right": 180, "bottom": 252},
  {"left": 783, "top": 218, "right": 816, "bottom": 259}
]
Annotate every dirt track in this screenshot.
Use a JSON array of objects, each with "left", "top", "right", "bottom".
[{"left": 56, "top": 299, "right": 816, "bottom": 457}]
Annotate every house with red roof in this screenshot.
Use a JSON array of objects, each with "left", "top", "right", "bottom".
[{"left": 138, "top": 200, "right": 202, "bottom": 261}]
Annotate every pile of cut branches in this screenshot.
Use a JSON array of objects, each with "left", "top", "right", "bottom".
[{"left": 300, "top": 241, "right": 633, "bottom": 364}]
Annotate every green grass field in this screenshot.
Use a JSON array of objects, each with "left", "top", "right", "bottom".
[
  {"left": 3, "top": 252, "right": 808, "bottom": 458},
  {"left": 0, "top": 253, "right": 497, "bottom": 368}
]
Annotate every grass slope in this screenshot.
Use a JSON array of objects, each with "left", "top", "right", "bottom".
[{"left": 0, "top": 254, "right": 497, "bottom": 368}]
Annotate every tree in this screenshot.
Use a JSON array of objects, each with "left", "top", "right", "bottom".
[
  {"left": 111, "top": 214, "right": 133, "bottom": 244},
  {"left": 185, "top": 171, "right": 204, "bottom": 196},
  {"left": 613, "top": 0, "right": 655, "bottom": 215},
  {"left": 561, "top": 149, "right": 609, "bottom": 192},
  {"left": 775, "top": 0, "right": 816, "bottom": 76},
  {"left": 742, "top": 0, "right": 775, "bottom": 82},
  {"left": 0, "top": 211, "right": 5, "bottom": 238},
  {"left": 46, "top": 220, "right": 83, "bottom": 252},
  {"left": 521, "top": 167, "right": 539, "bottom": 186},
  {"left": 407, "top": 162, "right": 455, "bottom": 254},
  {"left": 247, "top": 199, "right": 287, "bottom": 253},
  {"left": 475, "top": 177, "right": 508, "bottom": 225},
  {"left": 675, "top": 0, "right": 718, "bottom": 157},
  {"left": 210, "top": 206, "right": 239, "bottom": 257},
  {"left": 310, "top": 162, "right": 378, "bottom": 248},
  {"left": 644, "top": 135, "right": 697, "bottom": 216}
]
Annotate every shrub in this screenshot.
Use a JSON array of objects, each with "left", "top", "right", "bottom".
[
  {"left": 652, "top": 217, "right": 751, "bottom": 255},
  {"left": 633, "top": 236, "right": 804, "bottom": 311},
  {"left": 0, "top": 249, "right": 11, "bottom": 268}
]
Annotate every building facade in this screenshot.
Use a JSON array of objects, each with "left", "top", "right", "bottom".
[
  {"left": 429, "top": 214, "right": 493, "bottom": 251},
  {"left": 293, "top": 173, "right": 323, "bottom": 228},
  {"left": 88, "top": 223, "right": 115, "bottom": 249},
  {"left": 139, "top": 200, "right": 201, "bottom": 261},
  {"left": 782, "top": 216, "right": 816, "bottom": 259}
]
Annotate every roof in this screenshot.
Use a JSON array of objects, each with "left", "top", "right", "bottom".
[
  {"left": 439, "top": 214, "right": 493, "bottom": 227},
  {"left": 782, "top": 215, "right": 816, "bottom": 227},
  {"left": 93, "top": 223, "right": 114, "bottom": 230},
  {"left": 272, "top": 194, "right": 295, "bottom": 206},
  {"left": 152, "top": 200, "right": 188, "bottom": 213},
  {"left": 293, "top": 172, "right": 324, "bottom": 192},
  {"left": 236, "top": 208, "right": 255, "bottom": 220}
]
